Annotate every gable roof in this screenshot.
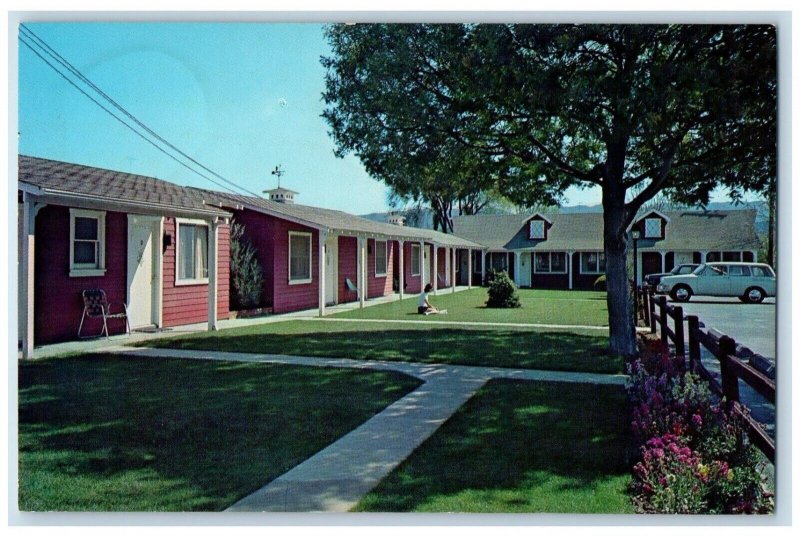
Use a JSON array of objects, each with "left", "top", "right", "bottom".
[
  {"left": 195, "top": 189, "right": 484, "bottom": 249},
  {"left": 452, "top": 210, "right": 761, "bottom": 252},
  {"left": 18, "top": 155, "right": 231, "bottom": 218}
]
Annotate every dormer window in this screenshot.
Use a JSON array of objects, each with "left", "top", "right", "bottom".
[
  {"left": 644, "top": 218, "right": 662, "bottom": 239},
  {"left": 529, "top": 219, "right": 545, "bottom": 240}
]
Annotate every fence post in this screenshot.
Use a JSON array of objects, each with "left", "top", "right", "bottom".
[
  {"left": 642, "top": 288, "right": 650, "bottom": 327},
  {"left": 673, "top": 305, "right": 685, "bottom": 361},
  {"left": 649, "top": 290, "right": 657, "bottom": 334},
  {"left": 719, "top": 335, "right": 740, "bottom": 403},
  {"left": 687, "top": 315, "right": 701, "bottom": 372},
  {"left": 658, "top": 295, "right": 668, "bottom": 344}
]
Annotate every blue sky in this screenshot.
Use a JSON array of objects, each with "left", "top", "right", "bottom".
[{"left": 17, "top": 22, "right": 749, "bottom": 214}]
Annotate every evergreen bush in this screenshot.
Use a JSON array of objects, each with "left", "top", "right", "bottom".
[
  {"left": 485, "top": 269, "right": 521, "bottom": 308},
  {"left": 229, "top": 221, "right": 264, "bottom": 310}
]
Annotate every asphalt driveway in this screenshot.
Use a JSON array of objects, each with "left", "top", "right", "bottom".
[{"left": 667, "top": 296, "right": 776, "bottom": 362}]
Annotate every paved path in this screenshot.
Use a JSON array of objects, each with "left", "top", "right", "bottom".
[{"left": 109, "top": 346, "right": 625, "bottom": 512}]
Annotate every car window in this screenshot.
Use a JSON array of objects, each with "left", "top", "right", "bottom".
[
  {"left": 728, "top": 265, "right": 751, "bottom": 277},
  {"left": 751, "top": 266, "right": 773, "bottom": 277},
  {"left": 706, "top": 265, "right": 726, "bottom": 276},
  {"left": 677, "top": 265, "right": 695, "bottom": 275}
]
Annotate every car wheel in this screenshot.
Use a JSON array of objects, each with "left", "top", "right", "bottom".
[
  {"left": 670, "top": 285, "right": 692, "bottom": 302},
  {"left": 744, "top": 287, "right": 766, "bottom": 304}
]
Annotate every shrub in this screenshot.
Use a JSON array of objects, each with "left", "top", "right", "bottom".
[
  {"left": 229, "top": 221, "right": 264, "bottom": 310},
  {"left": 485, "top": 270, "right": 521, "bottom": 308}
]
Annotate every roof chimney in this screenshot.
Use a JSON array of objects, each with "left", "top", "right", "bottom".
[
  {"left": 264, "top": 187, "right": 298, "bottom": 204},
  {"left": 387, "top": 213, "right": 406, "bottom": 226}
]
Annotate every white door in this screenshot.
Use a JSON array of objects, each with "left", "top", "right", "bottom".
[
  {"left": 325, "top": 235, "right": 338, "bottom": 305},
  {"left": 127, "top": 216, "right": 158, "bottom": 328},
  {"left": 519, "top": 253, "right": 532, "bottom": 287}
]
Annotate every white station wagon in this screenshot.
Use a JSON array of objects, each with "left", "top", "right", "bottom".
[{"left": 657, "top": 262, "right": 776, "bottom": 303}]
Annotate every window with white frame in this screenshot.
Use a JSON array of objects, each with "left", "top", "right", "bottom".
[
  {"left": 288, "top": 231, "right": 312, "bottom": 284},
  {"left": 644, "top": 218, "right": 662, "bottom": 238},
  {"left": 529, "top": 219, "right": 545, "bottom": 239},
  {"left": 580, "top": 252, "right": 606, "bottom": 274},
  {"left": 176, "top": 221, "right": 209, "bottom": 284},
  {"left": 375, "top": 240, "right": 388, "bottom": 276},
  {"left": 534, "top": 252, "right": 567, "bottom": 273},
  {"left": 69, "top": 209, "right": 106, "bottom": 277},
  {"left": 411, "top": 244, "right": 421, "bottom": 276}
]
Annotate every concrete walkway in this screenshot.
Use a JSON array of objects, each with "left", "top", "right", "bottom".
[{"left": 108, "top": 345, "right": 626, "bottom": 512}]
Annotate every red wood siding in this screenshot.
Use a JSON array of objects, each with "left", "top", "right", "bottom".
[
  {"left": 641, "top": 252, "right": 663, "bottom": 279},
  {"left": 403, "top": 241, "right": 422, "bottom": 293},
  {"left": 338, "top": 236, "right": 358, "bottom": 303},
  {"left": 436, "top": 246, "right": 447, "bottom": 287},
  {"left": 33, "top": 205, "right": 128, "bottom": 344},
  {"left": 270, "top": 219, "right": 320, "bottom": 314},
  {"left": 367, "top": 238, "right": 394, "bottom": 298},
  {"left": 161, "top": 218, "right": 230, "bottom": 328},
  {"left": 531, "top": 272, "right": 569, "bottom": 289}
]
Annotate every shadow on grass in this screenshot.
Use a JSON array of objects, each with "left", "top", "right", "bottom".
[
  {"left": 142, "top": 327, "right": 622, "bottom": 374},
  {"left": 355, "top": 379, "right": 633, "bottom": 513},
  {"left": 18, "top": 355, "right": 421, "bottom": 511}
]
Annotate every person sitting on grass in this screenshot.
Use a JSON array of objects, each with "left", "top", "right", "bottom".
[{"left": 418, "top": 283, "right": 440, "bottom": 315}]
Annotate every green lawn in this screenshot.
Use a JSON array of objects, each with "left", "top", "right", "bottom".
[
  {"left": 334, "top": 288, "right": 609, "bottom": 326},
  {"left": 138, "top": 320, "right": 623, "bottom": 374},
  {"left": 18, "top": 354, "right": 421, "bottom": 511},
  {"left": 355, "top": 379, "right": 634, "bottom": 513}
]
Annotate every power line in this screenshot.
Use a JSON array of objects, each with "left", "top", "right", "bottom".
[
  {"left": 19, "top": 25, "right": 262, "bottom": 198},
  {"left": 18, "top": 35, "right": 241, "bottom": 195}
]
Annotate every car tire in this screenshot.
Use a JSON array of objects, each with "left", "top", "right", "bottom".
[
  {"left": 670, "top": 285, "right": 692, "bottom": 302},
  {"left": 744, "top": 287, "right": 766, "bottom": 304}
]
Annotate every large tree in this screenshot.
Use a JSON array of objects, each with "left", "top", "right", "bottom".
[{"left": 322, "top": 24, "right": 776, "bottom": 356}]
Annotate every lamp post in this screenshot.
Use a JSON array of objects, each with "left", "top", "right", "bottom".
[{"left": 632, "top": 229, "right": 641, "bottom": 326}]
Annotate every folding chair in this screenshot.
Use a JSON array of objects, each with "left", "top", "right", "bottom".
[{"left": 78, "top": 289, "right": 130, "bottom": 339}]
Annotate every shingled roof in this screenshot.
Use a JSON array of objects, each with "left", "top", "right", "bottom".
[
  {"left": 19, "top": 155, "right": 231, "bottom": 218},
  {"left": 452, "top": 210, "right": 761, "bottom": 252},
  {"left": 197, "top": 189, "right": 484, "bottom": 249}
]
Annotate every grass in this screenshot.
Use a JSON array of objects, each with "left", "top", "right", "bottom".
[
  {"left": 333, "top": 288, "right": 609, "bottom": 326},
  {"left": 18, "top": 354, "right": 421, "bottom": 511},
  {"left": 137, "top": 320, "right": 623, "bottom": 374},
  {"left": 355, "top": 379, "right": 634, "bottom": 513}
]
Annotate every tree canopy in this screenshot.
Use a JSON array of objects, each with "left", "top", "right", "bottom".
[{"left": 321, "top": 23, "right": 776, "bottom": 355}]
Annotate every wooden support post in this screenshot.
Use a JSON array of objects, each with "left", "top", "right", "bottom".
[
  {"left": 398, "top": 240, "right": 404, "bottom": 300},
  {"left": 482, "top": 251, "right": 487, "bottom": 286},
  {"left": 673, "top": 305, "right": 685, "bottom": 362},
  {"left": 719, "top": 335, "right": 740, "bottom": 403},
  {"left": 687, "top": 315, "right": 701, "bottom": 372},
  {"left": 642, "top": 288, "right": 650, "bottom": 327},
  {"left": 467, "top": 249, "right": 473, "bottom": 288},
  {"left": 649, "top": 289, "right": 657, "bottom": 334},
  {"left": 358, "top": 236, "right": 366, "bottom": 308},
  {"left": 452, "top": 247, "right": 456, "bottom": 293},
  {"left": 207, "top": 220, "right": 219, "bottom": 331},
  {"left": 432, "top": 245, "right": 438, "bottom": 295},
  {"left": 318, "top": 231, "right": 326, "bottom": 317},
  {"left": 658, "top": 295, "right": 668, "bottom": 344}
]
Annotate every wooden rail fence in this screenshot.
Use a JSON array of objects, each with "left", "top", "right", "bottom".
[{"left": 638, "top": 287, "right": 775, "bottom": 463}]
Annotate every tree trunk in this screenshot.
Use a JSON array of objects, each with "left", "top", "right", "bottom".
[{"left": 603, "top": 188, "right": 637, "bottom": 358}]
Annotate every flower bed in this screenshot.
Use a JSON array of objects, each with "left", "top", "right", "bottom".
[{"left": 626, "top": 336, "right": 773, "bottom": 514}]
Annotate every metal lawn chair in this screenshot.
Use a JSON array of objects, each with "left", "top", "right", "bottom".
[
  {"left": 78, "top": 289, "right": 130, "bottom": 339},
  {"left": 345, "top": 277, "right": 360, "bottom": 300}
]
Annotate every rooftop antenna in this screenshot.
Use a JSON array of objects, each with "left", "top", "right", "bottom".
[{"left": 271, "top": 165, "right": 284, "bottom": 188}]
